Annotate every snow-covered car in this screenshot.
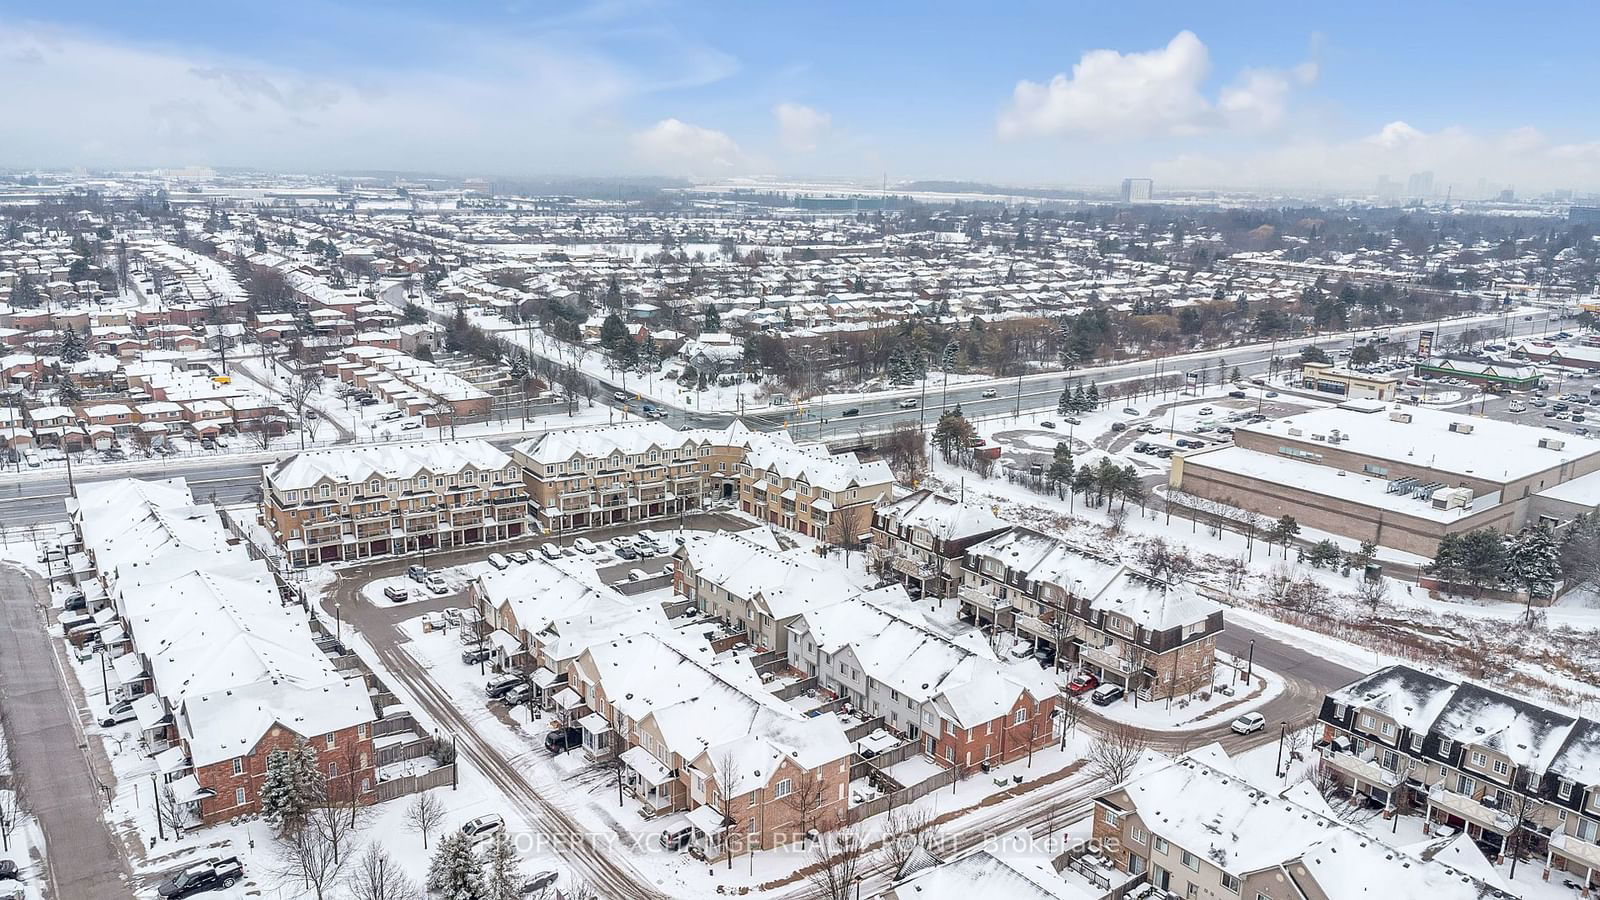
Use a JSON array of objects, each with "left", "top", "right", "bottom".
[
  {"left": 1066, "top": 672, "right": 1099, "bottom": 695},
  {"left": 1231, "top": 712, "right": 1267, "bottom": 735},
  {"left": 487, "top": 553, "right": 510, "bottom": 570},
  {"left": 506, "top": 550, "right": 530, "bottom": 564},
  {"left": 540, "top": 542, "right": 562, "bottom": 560},
  {"left": 626, "top": 568, "right": 648, "bottom": 582},
  {"left": 461, "top": 814, "right": 505, "bottom": 843}
]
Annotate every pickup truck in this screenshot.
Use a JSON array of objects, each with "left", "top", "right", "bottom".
[{"left": 157, "top": 857, "right": 243, "bottom": 898}]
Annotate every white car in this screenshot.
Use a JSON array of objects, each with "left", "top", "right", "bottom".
[
  {"left": 573, "top": 538, "right": 598, "bottom": 554},
  {"left": 461, "top": 814, "right": 505, "bottom": 843},
  {"left": 626, "top": 568, "right": 648, "bottom": 582},
  {"left": 1230, "top": 712, "right": 1267, "bottom": 735},
  {"left": 487, "top": 553, "right": 510, "bottom": 571},
  {"left": 897, "top": 398, "right": 919, "bottom": 409},
  {"left": 424, "top": 574, "right": 449, "bottom": 595},
  {"left": 981, "top": 389, "right": 998, "bottom": 398},
  {"left": 540, "top": 542, "right": 562, "bottom": 560}
]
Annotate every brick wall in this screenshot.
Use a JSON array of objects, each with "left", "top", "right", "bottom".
[{"left": 193, "top": 721, "right": 375, "bottom": 827}]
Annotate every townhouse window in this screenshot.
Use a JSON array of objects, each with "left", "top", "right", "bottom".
[
  {"left": 1130, "top": 824, "right": 1147, "bottom": 845},
  {"left": 235, "top": 787, "right": 247, "bottom": 807},
  {"left": 1154, "top": 836, "right": 1169, "bottom": 854},
  {"left": 1559, "top": 779, "right": 1574, "bottom": 800},
  {"left": 1457, "top": 775, "right": 1475, "bottom": 795},
  {"left": 319, "top": 484, "right": 331, "bottom": 498},
  {"left": 326, "top": 733, "right": 336, "bottom": 750},
  {"left": 287, "top": 490, "right": 298, "bottom": 501},
  {"left": 1409, "top": 732, "right": 1424, "bottom": 751},
  {"left": 1492, "top": 759, "right": 1510, "bottom": 777},
  {"left": 329, "top": 762, "right": 338, "bottom": 778},
  {"left": 358, "top": 724, "right": 367, "bottom": 740},
  {"left": 361, "top": 779, "right": 370, "bottom": 794},
  {"left": 748, "top": 793, "right": 757, "bottom": 809},
  {"left": 773, "top": 779, "right": 793, "bottom": 799},
  {"left": 1361, "top": 714, "right": 1375, "bottom": 729},
  {"left": 1221, "top": 873, "right": 1241, "bottom": 894},
  {"left": 1471, "top": 751, "right": 1488, "bottom": 768},
  {"left": 1331, "top": 702, "right": 1345, "bottom": 718},
  {"left": 232, "top": 757, "right": 244, "bottom": 776},
  {"left": 1013, "top": 707, "right": 1028, "bottom": 725},
  {"left": 1180, "top": 850, "right": 1198, "bottom": 871},
  {"left": 368, "top": 480, "right": 379, "bottom": 493},
  {"left": 945, "top": 745, "right": 955, "bottom": 764},
  {"left": 1381, "top": 722, "right": 1394, "bottom": 737},
  {"left": 1439, "top": 738, "right": 1454, "bottom": 756}
]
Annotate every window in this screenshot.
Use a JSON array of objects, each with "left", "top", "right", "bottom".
[
  {"left": 1381, "top": 722, "right": 1394, "bottom": 737},
  {"left": 1439, "top": 737, "right": 1454, "bottom": 756},
  {"left": 1492, "top": 759, "right": 1510, "bottom": 777},
  {"left": 1180, "top": 850, "right": 1198, "bottom": 871},
  {"left": 1130, "top": 824, "right": 1147, "bottom": 845},
  {"left": 773, "top": 779, "right": 793, "bottom": 799},
  {"left": 1471, "top": 751, "right": 1488, "bottom": 768},
  {"left": 368, "top": 479, "right": 380, "bottom": 493},
  {"left": 1154, "top": 836, "right": 1168, "bottom": 854},
  {"left": 1014, "top": 707, "right": 1029, "bottom": 725},
  {"left": 326, "top": 733, "right": 337, "bottom": 750},
  {"left": 1410, "top": 732, "right": 1424, "bottom": 751},
  {"left": 1361, "top": 714, "right": 1375, "bottom": 729},
  {"left": 358, "top": 724, "right": 367, "bottom": 740},
  {"left": 1559, "top": 779, "right": 1575, "bottom": 800},
  {"left": 231, "top": 758, "right": 244, "bottom": 776},
  {"left": 945, "top": 745, "right": 955, "bottom": 763},
  {"left": 1332, "top": 702, "right": 1345, "bottom": 719},
  {"left": 235, "top": 787, "right": 247, "bottom": 807},
  {"left": 319, "top": 484, "right": 331, "bottom": 498},
  {"left": 329, "top": 762, "right": 338, "bottom": 778},
  {"left": 1221, "top": 873, "right": 1241, "bottom": 894}
]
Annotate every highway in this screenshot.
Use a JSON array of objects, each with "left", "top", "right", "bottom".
[{"left": 0, "top": 307, "right": 1561, "bottom": 527}]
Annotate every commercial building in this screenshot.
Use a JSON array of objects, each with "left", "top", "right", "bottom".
[
  {"left": 868, "top": 489, "right": 1010, "bottom": 598},
  {"left": 1298, "top": 361, "right": 1399, "bottom": 401},
  {"left": 1120, "top": 178, "right": 1153, "bottom": 203},
  {"left": 1415, "top": 356, "right": 1543, "bottom": 392},
  {"left": 1170, "top": 399, "right": 1600, "bottom": 555},
  {"left": 261, "top": 440, "right": 528, "bottom": 567},
  {"left": 1514, "top": 340, "right": 1600, "bottom": 371},
  {"left": 1318, "top": 665, "right": 1600, "bottom": 888},
  {"left": 958, "top": 528, "right": 1224, "bottom": 700}
]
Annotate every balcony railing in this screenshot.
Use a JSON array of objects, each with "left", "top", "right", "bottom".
[
  {"left": 1079, "top": 643, "right": 1141, "bottom": 676},
  {"left": 1319, "top": 747, "right": 1407, "bottom": 790},
  {"left": 959, "top": 586, "right": 1013, "bottom": 613}
]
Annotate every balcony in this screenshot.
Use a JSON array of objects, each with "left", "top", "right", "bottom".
[
  {"left": 891, "top": 555, "right": 937, "bottom": 580},
  {"left": 1427, "top": 784, "right": 1519, "bottom": 833},
  {"left": 1319, "top": 746, "right": 1407, "bottom": 790},
  {"left": 1079, "top": 643, "right": 1142, "bottom": 676},
  {"left": 959, "top": 587, "right": 1013, "bottom": 614}
]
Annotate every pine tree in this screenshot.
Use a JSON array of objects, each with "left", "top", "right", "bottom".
[
  {"left": 702, "top": 305, "right": 722, "bottom": 332},
  {"left": 1071, "top": 385, "right": 1087, "bottom": 413},
  {"left": 1057, "top": 386, "right": 1072, "bottom": 417},
  {"left": 427, "top": 832, "right": 487, "bottom": 900},
  {"left": 481, "top": 830, "right": 524, "bottom": 900},
  {"left": 940, "top": 341, "right": 958, "bottom": 372},
  {"left": 260, "top": 739, "right": 325, "bottom": 833},
  {"left": 10, "top": 275, "right": 40, "bottom": 309},
  {"left": 599, "top": 313, "right": 628, "bottom": 354},
  {"left": 57, "top": 328, "right": 88, "bottom": 363},
  {"left": 1085, "top": 382, "right": 1100, "bottom": 409},
  {"left": 508, "top": 354, "right": 528, "bottom": 381},
  {"left": 1505, "top": 524, "right": 1561, "bottom": 600},
  {"left": 1046, "top": 442, "right": 1073, "bottom": 485}
]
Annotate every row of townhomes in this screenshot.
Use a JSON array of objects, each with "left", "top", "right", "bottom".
[
  {"left": 1092, "top": 744, "right": 1514, "bottom": 900},
  {"left": 1318, "top": 664, "right": 1600, "bottom": 888},
  {"left": 261, "top": 439, "right": 528, "bottom": 567},
  {"left": 69, "top": 477, "right": 377, "bottom": 827},
  {"left": 957, "top": 525, "right": 1226, "bottom": 700},
  {"left": 868, "top": 488, "right": 1011, "bottom": 598},
  {"left": 509, "top": 419, "right": 894, "bottom": 540}
]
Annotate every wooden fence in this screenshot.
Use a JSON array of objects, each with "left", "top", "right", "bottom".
[
  {"left": 375, "top": 764, "right": 455, "bottom": 802},
  {"left": 845, "top": 765, "right": 958, "bottom": 823}
]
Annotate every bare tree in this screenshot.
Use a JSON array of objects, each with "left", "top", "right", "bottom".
[
  {"left": 1355, "top": 577, "right": 1389, "bottom": 615},
  {"left": 780, "top": 770, "right": 829, "bottom": 847},
  {"left": 879, "top": 806, "right": 943, "bottom": 875},
  {"left": 345, "top": 844, "right": 421, "bottom": 900},
  {"left": 881, "top": 422, "right": 927, "bottom": 484},
  {"left": 710, "top": 751, "right": 743, "bottom": 868},
  {"left": 329, "top": 739, "right": 374, "bottom": 829},
  {"left": 1302, "top": 769, "right": 1380, "bottom": 826},
  {"left": 1501, "top": 788, "right": 1541, "bottom": 879},
  {"left": 1281, "top": 728, "right": 1310, "bottom": 777},
  {"left": 0, "top": 787, "right": 27, "bottom": 852},
  {"left": 307, "top": 801, "right": 364, "bottom": 867},
  {"left": 274, "top": 817, "right": 347, "bottom": 900},
  {"left": 157, "top": 784, "right": 190, "bottom": 839},
  {"left": 563, "top": 880, "right": 601, "bottom": 900},
  {"left": 1084, "top": 722, "right": 1148, "bottom": 786},
  {"left": 1058, "top": 691, "right": 1087, "bottom": 744},
  {"left": 804, "top": 817, "right": 868, "bottom": 900},
  {"left": 405, "top": 791, "right": 447, "bottom": 849}
]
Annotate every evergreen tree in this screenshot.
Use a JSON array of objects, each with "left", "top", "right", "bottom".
[
  {"left": 57, "top": 328, "right": 89, "bottom": 364},
  {"left": 481, "top": 830, "right": 524, "bottom": 900},
  {"left": 1057, "top": 386, "right": 1073, "bottom": 417},
  {"left": 67, "top": 258, "right": 91, "bottom": 283},
  {"left": 260, "top": 739, "right": 324, "bottom": 833},
  {"left": 1085, "top": 382, "right": 1100, "bottom": 409},
  {"left": 1505, "top": 524, "right": 1561, "bottom": 600},
  {"left": 1070, "top": 465, "right": 1095, "bottom": 501},
  {"left": 507, "top": 354, "right": 528, "bottom": 382},
  {"left": 1071, "top": 385, "right": 1087, "bottom": 413},
  {"left": 10, "top": 275, "right": 40, "bottom": 309},
  {"left": 940, "top": 341, "right": 958, "bottom": 372},
  {"left": 702, "top": 305, "right": 722, "bottom": 332},
  {"left": 253, "top": 232, "right": 268, "bottom": 253},
  {"left": 402, "top": 302, "right": 427, "bottom": 325},
  {"left": 932, "top": 407, "right": 973, "bottom": 458},
  {"left": 426, "top": 832, "right": 487, "bottom": 900},
  {"left": 56, "top": 376, "right": 82, "bottom": 405},
  {"left": 599, "top": 313, "right": 629, "bottom": 354},
  {"left": 1046, "top": 442, "right": 1074, "bottom": 485}
]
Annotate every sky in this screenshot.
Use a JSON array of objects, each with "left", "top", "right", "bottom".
[{"left": 3, "top": 0, "right": 1600, "bottom": 193}]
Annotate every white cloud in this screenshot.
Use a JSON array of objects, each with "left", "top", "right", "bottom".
[
  {"left": 997, "top": 30, "right": 1317, "bottom": 140},
  {"left": 774, "top": 102, "right": 830, "bottom": 153},
  {"left": 631, "top": 118, "right": 742, "bottom": 172},
  {"left": 1150, "top": 121, "right": 1600, "bottom": 192}
]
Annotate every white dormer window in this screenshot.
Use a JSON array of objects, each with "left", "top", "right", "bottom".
[
  {"left": 1361, "top": 714, "right": 1375, "bottom": 729},
  {"left": 1439, "top": 737, "right": 1454, "bottom": 756},
  {"left": 418, "top": 475, "right": 430, "bottom": 489},
  {"left": 319, "top": 484, "right": 331, "bottom": 498},
  {"left": 1558, "top": 779, "right": 1574, "bottom": 800},
  {"left": 1492, "top": 759, "right": 1510, "bottom": 777},
  {"left": 1471, "top": 750, "right": 1488, "bottom": 767},
  {"left": 368, "top": 480, "right": 379, "bottom": 493}
]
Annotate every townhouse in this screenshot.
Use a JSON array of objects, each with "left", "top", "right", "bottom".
[
  {"left": 673, "top": 528, "right": 856, "bottom": 653},
  {"left": 70, "top": 478, "right": 376, "bottom": 827},
  {"left": 1091, "top": 745, "right": 1511, "bottom": 900},
  {"left": 868, "top": 489, "right": 1010, "bottom": 598},
  {"left": 261, "top": 440, "right": 528, "bottom": 567},
  {"left": 509, "top": 420, "right": 754, "bottom": 533},
  {"left": 785, "top": 590, "right": 1059, "bottom": 773},
  {"left": 1318, "top": 664, "right": 1600, "bottom": 887},
  {"left": 960, "top": 528, "right": 1224, "bottom": 699},
  {"left": 324, "top": 345, "right": 490, "bottom": 425},
  {"left": 739, "top": 438, "right": 894, "bottom": 543}
]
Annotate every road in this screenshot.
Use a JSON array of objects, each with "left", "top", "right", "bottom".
[{"left": 0, "top": 565, "right": 133, "bottom": 899}]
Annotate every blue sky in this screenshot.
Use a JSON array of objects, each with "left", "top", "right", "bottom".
[{"left": 3, "top": 0, "right": 1599, "bottom": 191}]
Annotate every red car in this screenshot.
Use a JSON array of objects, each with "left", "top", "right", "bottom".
[{"left": 1066, "top": 672, "right": 1099, "bottom": 695}]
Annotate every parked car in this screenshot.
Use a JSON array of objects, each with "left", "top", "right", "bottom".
[
  {"left": 1228, "top": 390, "right": 1247, "bottom": 399},
  {"left": 841, "top": 407, "right": 860, "bottom": 417},
  {"left": 1091, "top": 684, "right": 1125, "bottom": 706},
  {"left": 1198, "top": 406, "right": 1214, "bottom": 416},
  {"left": 544, "top": 727, "right": 583, "bottom": 754},
  {"left": 156, "top": 857, "right": 243, "bottom": 898},
  {"left": 383, "top": 585, "right": 409, "bottom": 602},
  {"left": 520, "top": 872, "right": 560, "bottom": 895},
  {"left": 573, "top": 538, "right": 598, "bottom": 554},
  {"left": 485, "top": 676, "right": 523, "bottom": 699},
  {"left": 461, "top": 647, "right": 493, "bottom": 665},
  {"left": 461, "top": 814, "right": 506, "bottom": 843},
  {"left": 627, "top": 568, "right": 648, "bottom": 582},
  {"left": 1122, "top": 407, "right": 1140, "bottom": 416},
  {"left": 1110, "top": 422, "right": 1128, "bottom": 432},
  {"left": 1039, "top": 420, "right": 1055, "bottom": 429},
  {"left": 402, "top": 421, "right": 422, "bottom": 431},
  {"left": 406, "top": 564, "right": 428, "bottom": 582},
  {"left": 100, "top": 699, "right": 137, "bottom": 727},
  {"left": 487, "top": 553, "right": 511, "bottom": 570},
  {"left": 502, "top": 683, "right": 535, "bottom": 706},
  {"left": 424, "top": 574, "right": 450, "bottom": 595},
  {"left": 506, "top": 550, "right": 530, "bottom": 564},
  {"left": 541, "top": 542, "right": 562, "bottom": 560},
  {"left": 615, "top": 545, "right": 639, "bottom": 561},
  {"left": 381, "top": 411, "right": 404, "bottom": 421},
  {"left": 660, "top": 820, "right": 696, "bottom": 851},
  {"left": 1066, "top": 672, "right": 1099, "bottom": 695},
  {"left": 1231, "top": 712, "right": 1267, "bottom": 735}
]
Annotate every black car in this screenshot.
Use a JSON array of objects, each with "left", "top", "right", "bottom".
[
  {"left": 1228, "top": 390, "right": 1247, "bottom": 399},
  {"left": 841, "top": 408, "right": 860, "bottom": 417},
  {"left": 157, "top": 857, "right": 242, "bottom": 898},
  {"left": 615, "top": 545, "right": 639, "bottom": 560},
  {"left": 544, "top": 726, "right": 582, "bottom": 754}
]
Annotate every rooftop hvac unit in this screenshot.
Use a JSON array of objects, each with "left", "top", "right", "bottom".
[
  {"left": 1539, "top": 437, "right": 1566, "bottom": 451},
  {"left": 1329, "top": 429, "right": 1342, "bottom": 440},
  {"left": 1431, "top": 487, "right": 1473, "bottom": 510},
  {"left": 1312, "top": 434, "right": 1326, "bottom": 442},
  {"left": 1389, "top": 411, "right": 1413, "bottom": 423},
  {"left": 1448, "top": 422, "right": 1474, "bottom": 434},
  {"left": 1287, "top": 427, "right": 1303, "bottom": 437}
]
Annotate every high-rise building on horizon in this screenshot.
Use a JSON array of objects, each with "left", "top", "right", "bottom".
[
  {"left": 1120, "top": 177, "right": 1153, "bottom": 203},
  {"left": 1406, "top": 170, "right": 1434, "bottom": 200}
]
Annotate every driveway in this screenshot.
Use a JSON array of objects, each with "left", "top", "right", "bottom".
[{"left": 0, "top": 565, "right": 132, "bottom": 898}]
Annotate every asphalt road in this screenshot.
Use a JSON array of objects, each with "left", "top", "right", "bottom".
[{"left": 0, "top": 565, "right": 132, "bottom": 899}]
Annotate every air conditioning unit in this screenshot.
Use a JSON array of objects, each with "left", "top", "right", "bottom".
[
  {"left": 1312, "top": 434, "right": 1326, "bottom": 442},
  {"left": 1448, "top": 422, "right": 1474, "bottom": 434},
  {"left": 1539, "top": 437, "right": 1566, "bottom": 451},
  {"left": 1287, "top": 427, "right": 1303, "bottom": 437},
  {"left": 1389, "top": 411, "right": 1412, "bottom": 423},
  {"left": 1430, "top": 487, "right": 1473, "bottom": 510}
]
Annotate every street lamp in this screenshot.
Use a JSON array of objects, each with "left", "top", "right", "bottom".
[
  {"left": 334, "top": 600, "right": 342, "bottom": 647},
  {"left": 1274, "top": 721, "right": 1288, "bottom": 778}
]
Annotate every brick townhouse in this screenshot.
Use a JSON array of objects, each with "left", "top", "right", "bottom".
[{"left": 868, "top": 489, "right": 1011, "bottom": 599}]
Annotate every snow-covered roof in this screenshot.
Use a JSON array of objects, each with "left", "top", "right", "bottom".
[
  {"left": 1431, "top": 681, "right": 1576, "bottom": 773},
  {"left": 265, "top": 439, "right": 513, "bottom": 490},
  {"left": 883, "top": 849, "right": 1089, "bottom": 900},
  {"left": 1328, "top": 665, "right": 1460, "bottom": 734},
  {"left": 680, "top": 530, "right": 855, "bottom": 621},
  {"left": 875, "top": 489, "right": 1009, "bottom": 543}
]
